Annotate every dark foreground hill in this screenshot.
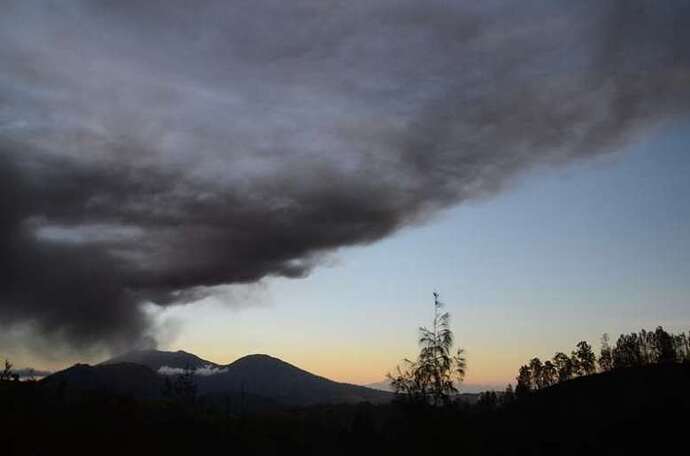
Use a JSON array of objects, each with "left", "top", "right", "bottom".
[
  {"left": 479, "top": 362, "right": 690, "bottom": 455},
  {"left": 2, "top": 362, "right": 687, "bottom": 455},
  {"left": 41, "top": 350, "right": 390, "bottom": 406}
]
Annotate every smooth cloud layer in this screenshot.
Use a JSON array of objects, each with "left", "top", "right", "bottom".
[{"left": 1, "top": 0, "right": 689, "bottom": 352}]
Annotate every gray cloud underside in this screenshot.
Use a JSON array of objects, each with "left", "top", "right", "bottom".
[{"left": 1, "top": 0, "right": 689, "bottom": 350}]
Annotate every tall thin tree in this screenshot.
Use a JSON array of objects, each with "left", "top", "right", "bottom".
[{"left": 389, "top": 292, "right": 466, "bottom": 406}]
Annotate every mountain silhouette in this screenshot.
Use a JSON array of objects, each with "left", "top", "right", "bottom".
[
  {"left": 101, "top": 349, "right": 217, "bottom": 371},
  {"left": 42, "top": 350, "right": 390, "bottom": 406},
  {"left": 41, "top": 362, "right": 164, "bottom": 399},
  {"left": 199, "top": 353, "right": 389, "bottom": 405}
]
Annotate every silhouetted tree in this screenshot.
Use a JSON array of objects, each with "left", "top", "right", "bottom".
[
  {"left": 516, "top": 327, "right": 690, "bottom": 396},
  {"left": 553, "top": 352, "right": 573, "bottom": 382},
  {"left": 575, "top": 341, "right": 596, "bottom": 375},
  {"left": 673, "top": 332, "right": 690, "bottom": 363},
  {"left": 570, "top": 351, "right": 583, "bottom": 377},
  {"left": 598, "top": 333, "right": 613, "bottom": 372},
  {"left": 478, "top": 391, "right": 498, "bottom": 410},
  {"left": 606, "top": 327, "right": 689, "bottom": 368},
  {"left": 529, "top": 358, "right": 544, "bottom": 389},
  {"left": 515, "top": 365, "right": 532, "bottom": 398},
  {"left": 388, "top": 362, "right": 426, "bottom": 403},
  {"left": 653, "top": 326, "right": 675, "bottom": 363},
  {"left": 638, "top": 329, "right": 655, "bottom": 364},
  {"left": 388, "top": 292, "right": 466, "bottom": 406},
  {"left": 613, "top": 333, "right": 643, "bottom": 368},
  {"left": 502, "top": 384, "right": 515, "bottom": 404},
  {"left": 1, "top": 359, "right": 15, "bottom": 381},
  {"left": 541, "top": 360, "right": 557, "bottom": 387}
]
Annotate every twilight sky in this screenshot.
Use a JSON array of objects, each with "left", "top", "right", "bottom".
[{"left": 1, "top": 0, "right": 689, "bottom": 388}]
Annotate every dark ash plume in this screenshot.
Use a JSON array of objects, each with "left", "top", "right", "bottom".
[{"left": 1, "top": 0, "right": 689, "bottom": 351}]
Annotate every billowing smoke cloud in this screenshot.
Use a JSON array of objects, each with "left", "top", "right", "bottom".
[{"left": 1, "top": 0, "right": 689, "bottom": 352}]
